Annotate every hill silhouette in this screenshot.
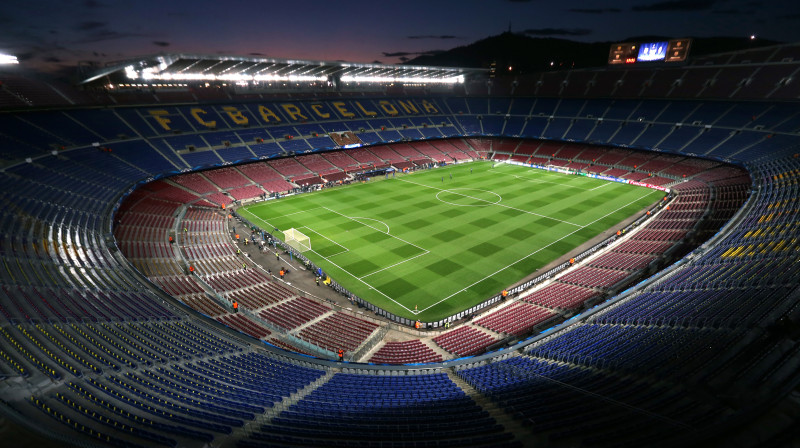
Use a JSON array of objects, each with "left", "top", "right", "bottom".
[{"left": 404, "top": 32, "right": 782, "bottom": 73}]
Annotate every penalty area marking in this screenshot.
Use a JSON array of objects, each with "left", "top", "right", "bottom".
[
  {"left": 321, "top": 206, "right": 428, "bottom": 253},
  {"left": 316, "top": 206, "right": 431, "bottom": 288},
  {"left": 349, "top": 217, "right": 390, "bottom": 234},
  {"left": 239, "top": 209, "right": 276, "bottom": 233},
  {"left": 241, "top": 202, "right": 417, "bottom": 315},
  {"left": 240, "top": 206, "right": 323, "bottom": 231},
  {"left": 246, "top": 206, "right": 414, "bottom": 311},
  {"left": 296, "top": 226, "right": 349, "bottom": 257},
  {"left": 306, "top": 248, "right": 416, "bottom": 314}
]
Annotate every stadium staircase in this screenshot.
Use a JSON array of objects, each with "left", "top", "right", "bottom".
[
  {"left": 225, "top": 368, "right": 338, "bottom": 448},
  {"left": 445, "top": 367, "right": 536, "bottom": 447},
  {"left": 108, "top": 108, "right": 194, "bottom": 170},
  {"left": 353, "top": 341, "right": 396, "bottom": 362},
  {"left": 163, "top": 179, "right": 217, "bottom": 206},
  {"left": 356, "top": 334, "right": 449, "bottom": 363},
  {"left": 421, "top": 338, "right": 453, "bottom": 359},
  {"left": 287, "top": 310, "right": 336, "bottom": 335},
  {"left": 144, "top": 140, "right": 185, "bottom": 171}
]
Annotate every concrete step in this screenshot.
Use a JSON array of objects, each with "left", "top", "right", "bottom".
[
  {"left": 446, "top": 367, "right": 542, "bottom": 447},
  {"left": 222, "top": 368, "right": 338, "bottom": 448}
]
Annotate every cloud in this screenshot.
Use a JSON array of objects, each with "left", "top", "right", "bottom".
[
  {"left": 632, "top": 0, "right": 716, "bottom": 12},
  {"left": 407, "top": 35, "right": 460, "bottom": 39},
  {"left": 152, "top": 41, "right": 170, "bottom": 47},
  {"left": 73, "top": 29, "right": 145, "bottom": 43},
  {"left": 521, "top": 28, "right": 593, "bottom": 36},
  {"left": 76, "top": 21, "right": 106, "bottom": 31},
  {"left": 10, "top": 45, "right": 82, "bottom": 72},
  {"left": 14, "top": 52, "right": 35, "bottom": 62},
  {"left": 382, "top": 50, "right": 445, "bottom": 57},
  {"left": 71, "top": 20, "right": 148, "bottom": 44},
  {"left": 569, "top": 8, "right": 621, "bottom": 14}
]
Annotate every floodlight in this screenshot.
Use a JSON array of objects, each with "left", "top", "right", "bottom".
[
  {"left": 0, "top": 54, "right": 19, "bottom": 65},
  {"left": 339, "top": 75, "right": 463, "bottom": 84}
]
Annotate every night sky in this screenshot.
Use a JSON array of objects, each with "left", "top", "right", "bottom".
[{"left": 2, "top": 0, "right": 800, "bottom": 73}]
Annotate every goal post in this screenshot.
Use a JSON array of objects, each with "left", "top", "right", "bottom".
[{"left": 284, "top": 228, "right": 311, "bottom": 253}]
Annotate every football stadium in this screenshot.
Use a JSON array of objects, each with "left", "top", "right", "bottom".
[{"left": 1, "top": 37, "right": 800, "bottom": 448}]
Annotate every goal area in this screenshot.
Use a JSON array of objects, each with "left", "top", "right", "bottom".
[{"left": 284, "top": 228, "right": 311, "bottom": 253}]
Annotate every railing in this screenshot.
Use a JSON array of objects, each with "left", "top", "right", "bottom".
[
  {"left": 207, "top": 289, "right": 335, "bottom": 360},
  {"left": 350, "top": 325, "right": 390, "bottom": 362}
]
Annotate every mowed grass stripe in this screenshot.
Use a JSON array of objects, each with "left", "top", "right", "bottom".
[
  {"left": 247, "top": 207, "right": 426, "bottom": 279},
  {"left": 240, "top": 161, "right": 662, "bottom": 321},
  {"left": 419, "top": 184, "right": 661, "bottom": 317}
]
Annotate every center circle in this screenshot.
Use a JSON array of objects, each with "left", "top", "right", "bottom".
[{"left": 435, "top": 188, "right": 502, "bottom": 207}]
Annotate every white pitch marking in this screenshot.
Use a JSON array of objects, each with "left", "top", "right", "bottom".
[
  {"left": 589, "top": 183, "right": 611, "bottom": 191},
  {"left": 239, "top": 210, "right": 276, "bottom": 232},
  {"left": 239, "top": 206, "right": 321, "bottom": 230},
  {"left": 360, "top": 251, "right": 430, "bottom": 279},
  {"left": 321, "top": 206, "right": 428, "bottom": 253},
  {"left": 506, "top": 173, "right": 586, "bottom": 189},
  {"left": 350, "top": 216, "right": 390, "bottom": 234},
  {"left": 307, "top": 248, "right": 415, "bottom": 313},
  {"left": 397, "top": 178, "right": 582, "bottom": 227},
  {"left": 435, "top": 188, "right": 502, "bottom": 207},
  {"left": 418, "top": 189, "right": 656, "bottom": 313},
  {"left": 268, "top": 206, "right": 323, "bottom": 220},
  {"left": 297, "top": 226, "right": 349, "bottom": 256}
]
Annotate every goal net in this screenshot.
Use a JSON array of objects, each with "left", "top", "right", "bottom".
[{"left": 284, "top": 228, "right": 311, "bottom": 253}]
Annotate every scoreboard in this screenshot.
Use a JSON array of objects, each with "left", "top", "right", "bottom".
[{"left": 608, "top": 39, "right": 692, "bottom": 65}]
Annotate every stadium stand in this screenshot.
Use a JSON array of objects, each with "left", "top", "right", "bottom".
[
  {"left": 2, "top": 43, "right": 800, "bottom": 447},
  {"left": 368, "top": 339, "right": 444, "bottom": 364}
]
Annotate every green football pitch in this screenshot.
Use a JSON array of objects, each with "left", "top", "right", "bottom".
[{"left": 238, "top": 161, "right": 663, "bottom": 322}]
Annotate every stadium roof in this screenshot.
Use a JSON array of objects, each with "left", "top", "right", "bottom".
[{"left": 80, "top": 53, "right": 486, "bottom": 85}]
